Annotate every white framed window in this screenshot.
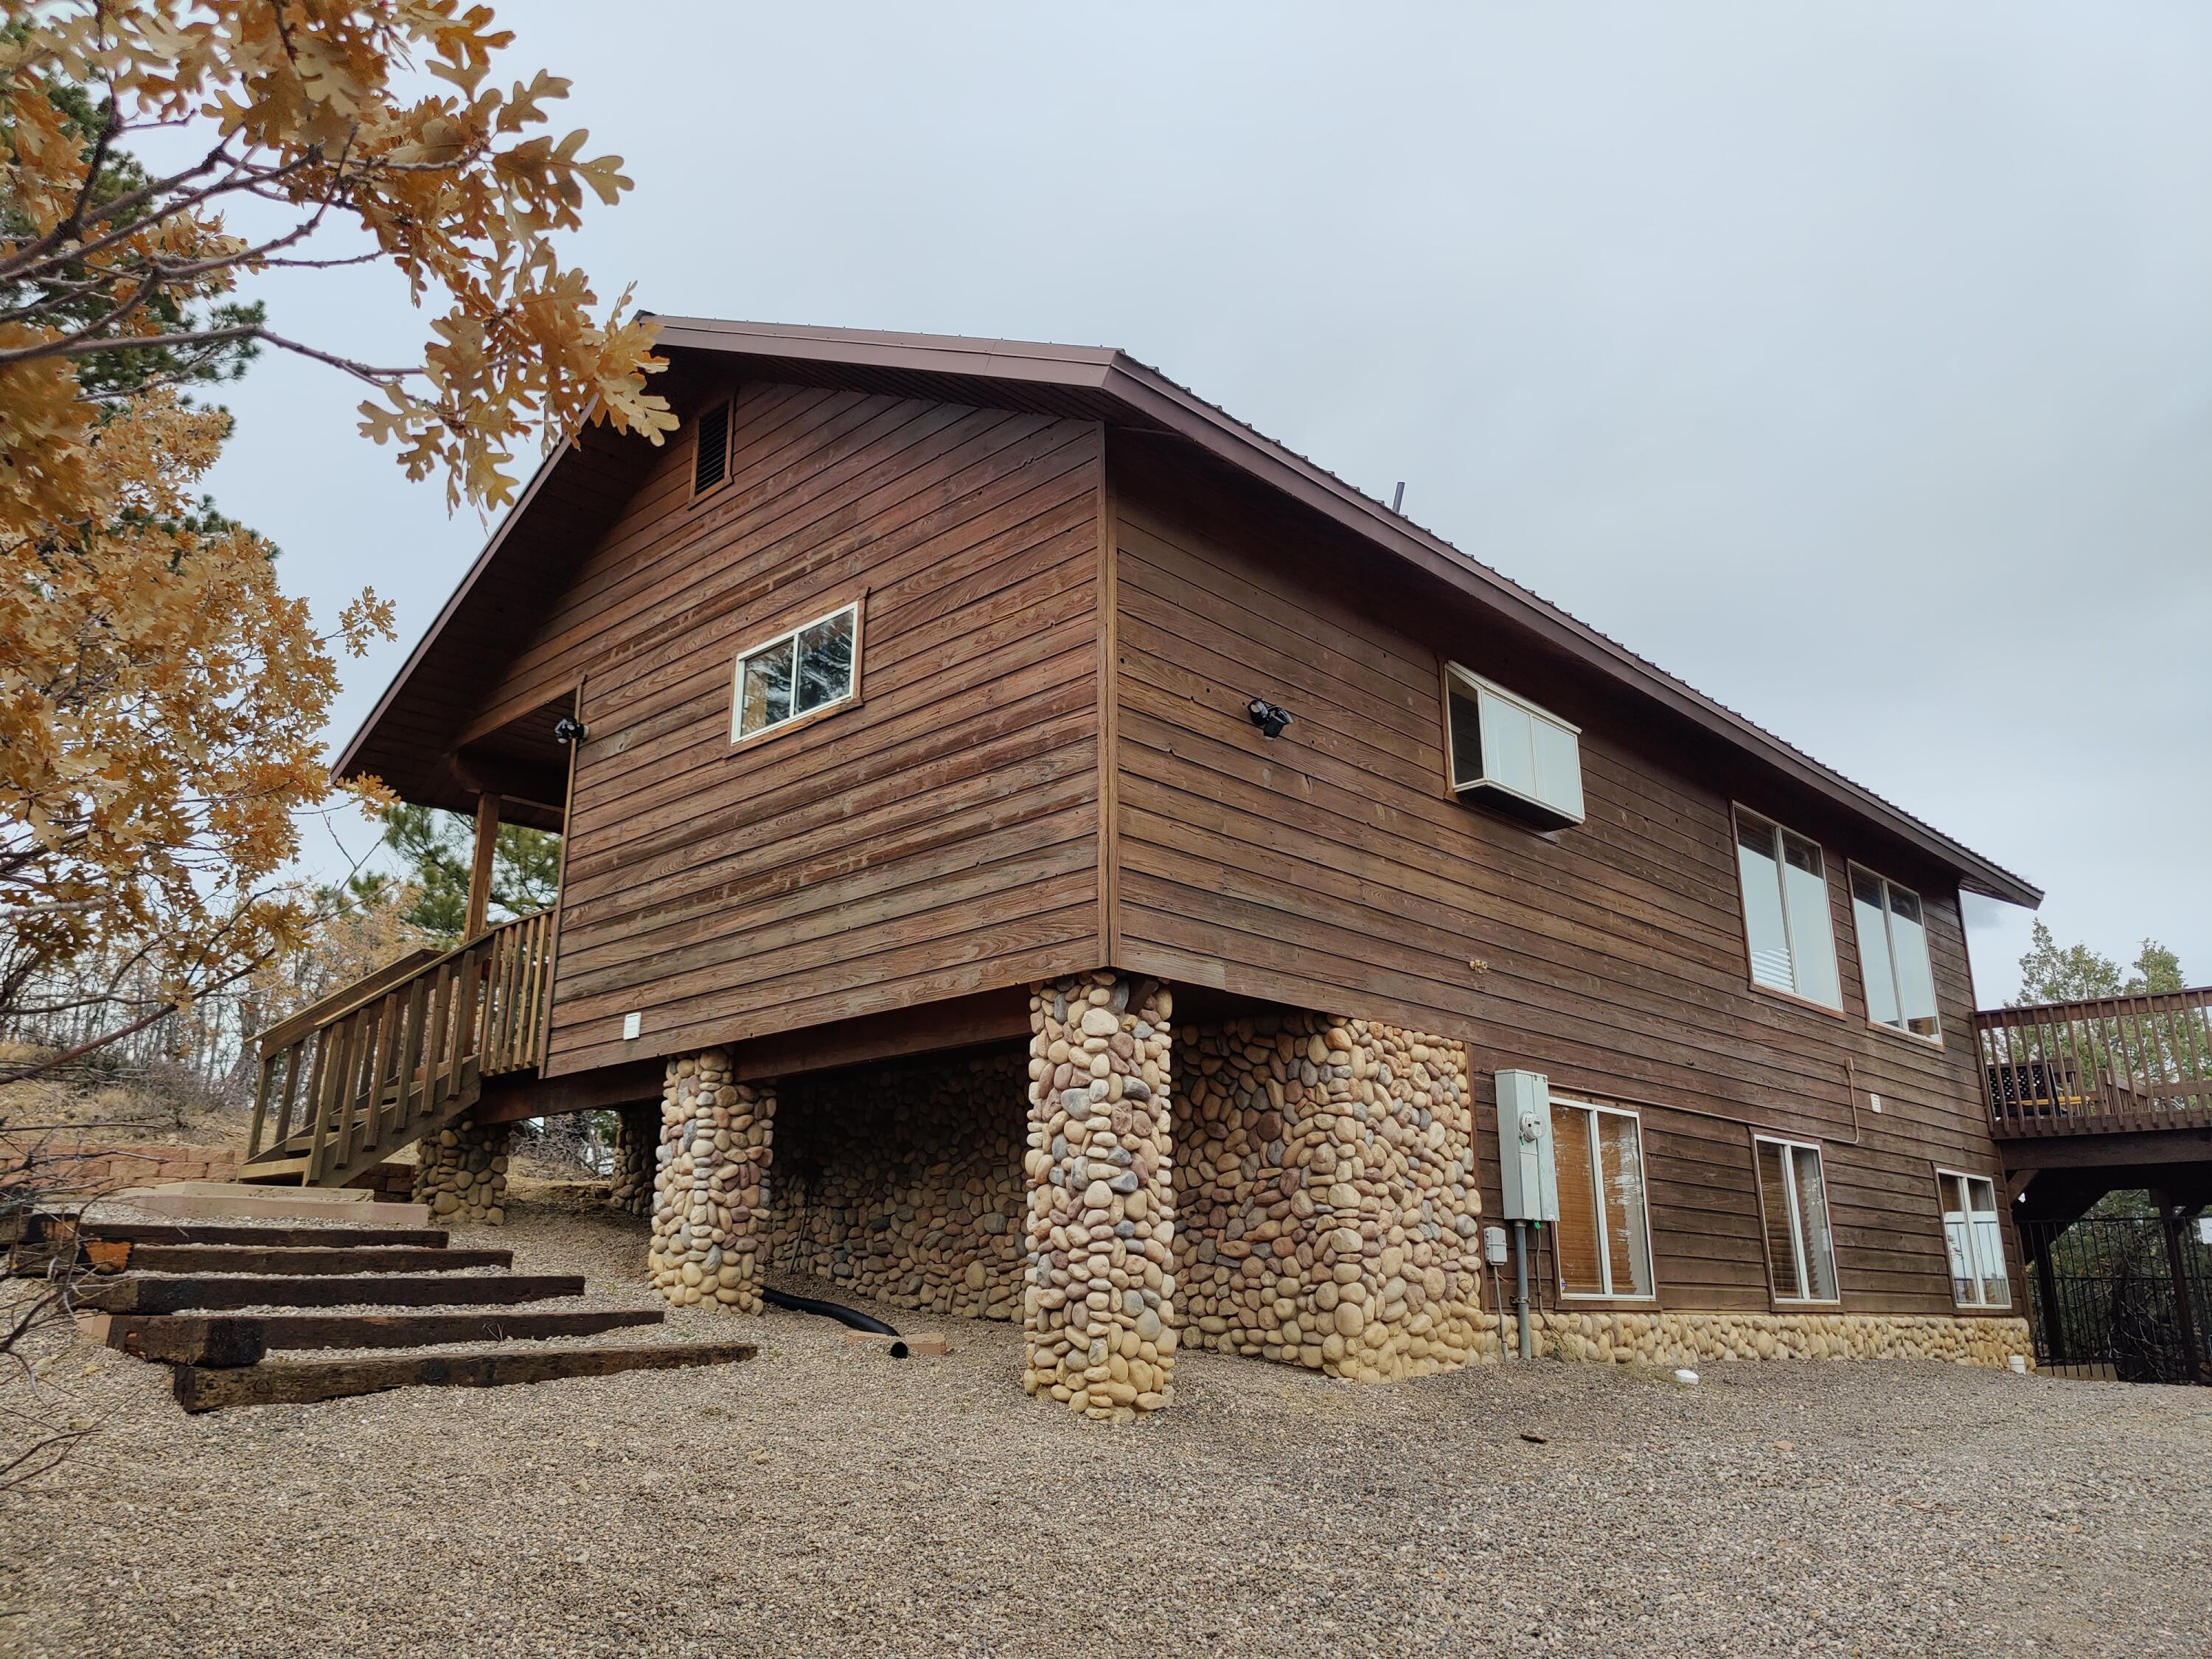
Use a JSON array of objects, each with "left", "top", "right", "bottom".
[
  {"left": 1851, "top": 866, "right": 1941, "bottom": 1042},
  {"left": 1553, "top": 1099, "right": 1655, "bottom": 1299},
  {"left": 1442, "top": 664, "right": 1585, "bottom": 830},
  {"left": 731, "top": 601, "right": 860, "bottom": 743},
  {"left": 1754, "top": 1135, "right": 1839, "bottom": 1304},
  {"left": 1937, "top": 1170, "right": 2010, "bottom": 1308},
  {"left": 1733, "top": 808, "right": 1842, "bottom": 1010}
]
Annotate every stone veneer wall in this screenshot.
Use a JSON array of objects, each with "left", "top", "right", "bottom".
[
  {"left": 608, "top": 1102, "right": 655, "bottom": 1217},
  {"left": 647, "top": 1051, "right": 774, "bottom": 1312},
  {"left": 1522, "top": 1310, "right": 2033, "bottom": 1369},
  {"left": 769, "top": 1048, "right": 1026, "bottom": 1320},
  {"left": 1023, "top": 974, "right": 1177, "bottom": 1421},
  {"left": 1176, "top": 1013, "right": 1488, "bottom": 1382},
  {"left": 412, "top": 1117, "right": 509, "bottom": 1222}
]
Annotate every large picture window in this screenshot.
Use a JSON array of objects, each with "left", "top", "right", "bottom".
[
  {"left": 1553, "top": 1100, "right": 1655, "bottom": 1299},
  {"left": 1938, "top": 1171, "right": 2010, "bottom": 1308},
  {"left": 1851, "top": 867, "right": 1941, "bottom": 1041},
  {"left": 1755, "top": 1136, "right": 1839, "bottom": 1304},
  {"left": 731, "top": 602, "right": 859, "bottom": 742},
  {"left": 1733, "top": 809, "right": 1842, "bottom": 1010},
  {"left": 1443, "top": 664, "right": 1585, "bottom": 830}
]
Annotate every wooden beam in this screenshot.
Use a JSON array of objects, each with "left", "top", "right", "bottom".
[
  {"left": 119, "top": 1245, "right": 511, "bottom": 1277},
  {"left": 465, "top": 790, "right": 501, "bottom": 938},
  {"left": 492, "top": 991, "right": 1032, "bottom": 1119},
  {"left": 476, "top": 1057, "right": 664, "bottom": 1124},
  {"left": 52, "top": 1220, "right": 451, "bottom": 1249},
  {"left": 101, "top": 1315, "right": 267, "bottom": 1368},
  {"left": 76, "top": 1273, "right": 585, "bottom": 1315},
  {"left": 253, "top": 1308, "right": 664, "bottom": 1352},
  {"left": 173, "top": 1338, "right": 758, "bottom": 1412}
]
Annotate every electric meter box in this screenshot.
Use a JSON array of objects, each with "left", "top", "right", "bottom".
[{"left": 1495, "top": 1069, "right": 1558, "bottom": 1223}]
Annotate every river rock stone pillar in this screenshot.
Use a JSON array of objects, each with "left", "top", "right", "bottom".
[
  {"left": 1023, "top": 973, "right": 1176, "bottom": 1422},
  {"left": 608, "top": 1102, "right": 655, "bottom": 1217},
  {"left": 648, "top": 1050, "right": 775, "bottom": 1312},
  {"left": 413, "top": 1116, "right": 509, "bottom": 1224}
]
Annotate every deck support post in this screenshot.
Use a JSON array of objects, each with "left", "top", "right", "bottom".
[
  {"left": 464, "top": 792, "right": 500, "bottom": 939},
  {"left": 1022, "top": 973, "right": 1177, "bottom": 1422},
  {"left": 650, "top": 1050, "right": 774, "bottom": 1312}
]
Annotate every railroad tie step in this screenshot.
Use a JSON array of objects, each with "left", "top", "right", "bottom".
[
  {"left": 92, "top": 1307, "right": 667, "bottom": 1368},
  {"left": 74, "top": 1273, "right": 588, "bottom": 1316},
  {"left": 105, "top": 1245, "right": 512, "bottom": 1276},
  {"left": 41, "top": 1219, "right": 451, "bottom": 1250},
  {"left": 172, "top": 1339, "right": 757, "bottom": 1411}
]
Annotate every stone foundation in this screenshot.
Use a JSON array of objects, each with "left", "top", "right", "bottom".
[
  {"left": 647, "top": 1051, "right": 773, "bottom": 1312},
  {"left": 608, "top": 1102, "right": 655, "bottom": 1217},
  {"left": 1514, "top": 1309, "right": 2032, "bottom": 1369},
  {"left": 1023, "top": 973, "right": 1178, "bottom": 1421},
  {"left": 770, "top": 1048, "right": 1026, "bottom": 1319},
  {"left": 1176, "top": 1013, "right": 1486, "bottom": 1382},
  {"left": 412, "top": 1116, "right": 509, "bottom": 1222}
]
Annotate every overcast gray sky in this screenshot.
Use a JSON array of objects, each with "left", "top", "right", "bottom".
[{"left": 203, "top": 1, "right": 2212, "bottom": 1001}]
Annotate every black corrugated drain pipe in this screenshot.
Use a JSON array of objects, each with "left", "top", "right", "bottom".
[{"left": 763, "top": 1287, "right": 908, "bottom": 1358}]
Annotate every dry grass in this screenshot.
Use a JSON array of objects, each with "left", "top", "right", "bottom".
[{"left": 3, "top": 1198, "right": 2208, "bottom": 1657}]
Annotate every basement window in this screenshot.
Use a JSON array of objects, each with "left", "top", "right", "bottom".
[
  {"left": 1756, "top": 1136, "right": 1840, "bottom": 1304},
  {"left": 1938, "top": 1171, "right": 2010, "bottom": 1309},
  {"left": 692, "top": 397, "right": 731, "bottom": 497},
  {"left": 731, "top": 602, "right": 860, "bottom": 743},
  {"left": 1443, "top": 664, "right": 1585, "bottom": 830},
  {"left": 1553, "top": 1099, "right": 1655, "bottom": 1299}
]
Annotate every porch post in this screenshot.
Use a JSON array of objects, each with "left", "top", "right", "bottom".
[
  {"left": 1022, "top": 973, "right": 1176, "bottom": 1422},
  {"left": 464, "top": 791, "right": 500, "bottom": 939}
]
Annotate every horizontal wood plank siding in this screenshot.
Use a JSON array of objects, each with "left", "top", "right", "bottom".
[
  {"left": 505, "top": 384, "right": 1105, "bottom": 1075},
  {"left": 1108, "top": 455, "right": 2021, "bottom": 1320}
]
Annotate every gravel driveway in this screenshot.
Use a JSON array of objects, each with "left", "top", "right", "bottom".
[{"left": 5, "top": 1201, "right": 2208, "bottom": 1658}]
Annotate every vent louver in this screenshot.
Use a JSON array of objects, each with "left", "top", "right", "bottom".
[{"left": 692, "top": 399, "right": 731, "bottom": 495}]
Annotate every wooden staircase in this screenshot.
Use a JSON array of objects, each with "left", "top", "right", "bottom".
[
  {"left": 243, "top": 911, "right": 554, "bottom": 1190},
  {"left": 38, "top": 1215, "right": 755, "bottom": 1411}
]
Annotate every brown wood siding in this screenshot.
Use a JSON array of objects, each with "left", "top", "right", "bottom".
[
  {"left": 507, "top": 384, "right": 1106, "bottom": 1077},
  {"left": 1107, "top": 453, "right": 2022, "bottom": 1320}
]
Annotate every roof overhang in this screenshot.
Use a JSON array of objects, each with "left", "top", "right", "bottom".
[{"left": 337, "top": 318, "right": 2041, "bottom": 908}]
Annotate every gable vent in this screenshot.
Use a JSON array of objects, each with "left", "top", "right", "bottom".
[{"left": 692, "top": 399, "right": 731, "bottom": 495}]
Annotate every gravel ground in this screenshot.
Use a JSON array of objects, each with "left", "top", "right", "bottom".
[{"left": 4, "top": 1200, "right": 2210, "bottom": 1658}]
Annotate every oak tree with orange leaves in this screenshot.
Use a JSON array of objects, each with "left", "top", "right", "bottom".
[{"left": 1, "top": 1, "right": 672, "bottom": 1075}]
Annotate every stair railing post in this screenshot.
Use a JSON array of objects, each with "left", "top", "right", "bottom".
[{"left": 392, "top": 975, "right": 430, "bottom": 1147}]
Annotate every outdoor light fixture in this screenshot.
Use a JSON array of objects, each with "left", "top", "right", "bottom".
[
  {"left": 1246, "top": 697, "right": 1293, "bottom": 739},
  {"left": 553, "top": 715, "right": 588, "bottom": 745}
]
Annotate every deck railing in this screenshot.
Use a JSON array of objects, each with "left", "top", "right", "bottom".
[
  {"left": 246, "top": 909, "right": 554, "bottom": 1182},
  {"left": 1975, "top": 986, "right": 2212, "bottom": 1138}
]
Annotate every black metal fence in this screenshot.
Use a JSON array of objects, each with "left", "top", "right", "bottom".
[{"left": 2020, "top": 1215, "right": 2212, "bottom": 1385}]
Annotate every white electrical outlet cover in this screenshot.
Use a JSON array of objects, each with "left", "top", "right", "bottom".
[{"left": 622, "top": 1012, "right": 641, "bottom": 1040}]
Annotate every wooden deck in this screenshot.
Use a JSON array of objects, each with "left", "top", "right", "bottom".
[{"left": 1977, "top": 986, "right": 2212, "bottom": 1140}]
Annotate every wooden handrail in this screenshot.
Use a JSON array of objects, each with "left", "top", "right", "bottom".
[
  {"left": 1975, "top": 985, "right": 2212, "bottom": 1138},
  {"left": 246, "top": 909, "right": 555, "bottom": 1180},
  {"left": 254, "top": 947, "right": 445, "bottom": 1054}
]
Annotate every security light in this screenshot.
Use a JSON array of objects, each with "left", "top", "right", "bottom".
[
  {"left": 1245, "top": 697, "right": 1293, "bottom": 739},
  {"left": 553, "top": 716, "right": 588, "bottom": 745}
]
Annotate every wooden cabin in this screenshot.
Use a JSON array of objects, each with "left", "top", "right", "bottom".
[{"left": 256, "top": 320, "right": 2066, "bottom": 1418}]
